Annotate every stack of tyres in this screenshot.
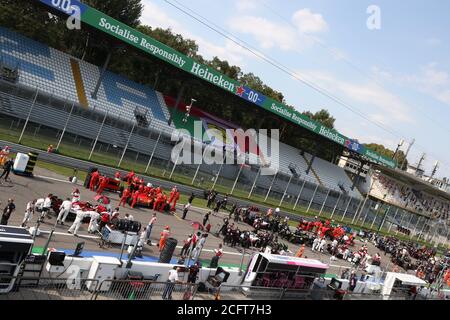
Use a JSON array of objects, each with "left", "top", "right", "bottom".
[
  {"left": 24, "top": 152, "right": 38, "bottom": 176},
  {"left": 159, "top": 238, "right": 178, "bottom": 263}
]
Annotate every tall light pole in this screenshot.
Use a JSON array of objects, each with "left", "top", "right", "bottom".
[
  {"left": 392, "top": 139, "right": 405, "bottom": 162},
  {"left": 400, "top": 138, "right": 415, "bottom": 170}
]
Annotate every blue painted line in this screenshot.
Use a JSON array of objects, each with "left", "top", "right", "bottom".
[{"left": 59, "top": 249, "right": 197, "bottom": 266}]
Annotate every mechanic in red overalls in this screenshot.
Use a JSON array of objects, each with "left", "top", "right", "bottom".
[
  {"left": 153, "top": 192, "right": 164, "bottom": 211},
  {"left": 171, "top": 191, "right": 180, "bottom": 211},
  {"left": 144, "top": 183, "right": 152, "bottom": 194},
  {"left": 89, "top": 170, "right": 100, "bottom": 191},
  {"left": 114, "top": 171, "right": 121, "bottom": 180},
  {"left": 159, "top": 193, "right": 168, "bottom": 212},
  {"left": 130, "top": 189, "right": 140, "bottom": 209},
  {"left": 168, "top": 186, "right": 177, "bottom": 204},
  {"left": 119, "top": 188, "right": 131, "bottom": 207},
  {"left": 125, "top": 170, "right": 135, "bottom": 185},
  {"left": 96, "top": 176, "right": 108, "bottom": 195}
]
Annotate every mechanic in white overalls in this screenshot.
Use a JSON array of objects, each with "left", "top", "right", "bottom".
[
  {"left": 68, "top": 210, "right": 86, "bottom": 236},
  {"left": 57, "top": 198, "right": 72, "bottom": 226}
]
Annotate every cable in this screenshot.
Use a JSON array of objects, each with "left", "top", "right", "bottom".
[
  {"left": 161, "top": 0, "right": 450, "bottom": 176},
  {"left": 162, "top": 0, "right": 400, "bottom": 137}
]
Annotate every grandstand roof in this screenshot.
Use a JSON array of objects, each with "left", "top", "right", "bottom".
[
  {"left": 376, "top": 164, "right": 450, "bottom": 201},
  {"left": 37, "top": 0, "right": 396, "bottom": 170}
]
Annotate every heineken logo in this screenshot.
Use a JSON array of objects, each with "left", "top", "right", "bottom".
[
  {"left": 191, "top": 62, "right": 235, "bottom": 92},
  {"left": 319, "top": 126, "right": 345, "bottom": 145}
]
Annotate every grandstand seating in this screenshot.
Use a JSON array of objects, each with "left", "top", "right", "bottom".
[
  {"left": 0, "top": 89, "right": 174, "bottom": 161},
  {"left": 304, "top": 153, "right": 361, "bottom": 198},
  {"left": 371, "top": 173, "right": 449, "bottom": 221},
  {"left": 0, "top": 27, "right": 174, "bottom": 133}
]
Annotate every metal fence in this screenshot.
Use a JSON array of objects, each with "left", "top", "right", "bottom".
[
  {"left": 0, "top": 276, "right": 99, "bottom": 300},
  {"left": 92, "top": 279, "right": 198, "bottom": 301},
  {"left": 0, "top": 276, "right": 447, "bottom": 300}
]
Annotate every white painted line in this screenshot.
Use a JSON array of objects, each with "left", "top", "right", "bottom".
[
  {"left": 35, "top": 175, "right": 73, "bottom": 184},
  {"left": 38, "top": 229, "right": 100, "bottom": 240}
]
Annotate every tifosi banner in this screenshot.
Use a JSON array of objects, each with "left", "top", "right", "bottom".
[{"left": 37, "top": 0, "right": 396, "bottom": 169}]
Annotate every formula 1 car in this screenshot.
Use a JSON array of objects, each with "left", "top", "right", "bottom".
[
  {"left": 126, "top": 193, "right": 172, "bottom": 213},
  {"left": 84, "top": 167, "right": 124, "bottom": 194}
]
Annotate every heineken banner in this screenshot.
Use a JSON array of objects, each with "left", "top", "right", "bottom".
[{"left": 38, "top": 0, "right": 396, "bottom": 169}]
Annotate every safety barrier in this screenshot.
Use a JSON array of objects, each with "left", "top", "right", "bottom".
[
  {"left": 195, "top": 284, "right": 335, "bottom": 301},
  {"left": 92, "top": 279, "right": 198, "bottom": 301},
  {"left": 0, "top": 276, "right": 446, "bottom": 300},
  {"left": 0, "top": 276, "right": 99, "bottom": 300}
]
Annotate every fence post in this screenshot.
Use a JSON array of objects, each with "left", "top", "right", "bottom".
[
  {"left": 230, "top": 163, "right": 244, "bottom": 195},
  {"left": 264, "top": 173, "right": 278, "bottom": 202},
  {"left": 407, "top": 213, "right": 415, "bottom": 230},
  {"left": 370, "top": 203, "right": 383, "bottom": 230},
  {"left": 388, "top": 208, "right": 399, "bottom": 233},
  {"left": 279, "top": 175, "right": 293, "bottom": 207},
  {"left": 248, "top": 167, "right": 261, "bottom": 199},
  {"left": 212, "top": 162, "right": 224, "bottom": 191},
  {"left": 279, "top": 288, "right": 286, "bottom": 300},
  {"left": 306, "top": 184, "right": 319, "bottom": 213},
  {"left": 417, "top": 220, "right": 427, "bottom": 241},
  {"left": 89, "top": 111, "right": 108, "bottom": 160},
  {"left": 118, "top": 121, "right": 136, "bottom": 168},
  {"left": 293, "top": 179, "right": 307, "bottom": 210},
  {"left": 330, "top": 192, "right": 342, "bottom": 219},
  {"left": 169, "top": 138, "right": 185, "bottom": 180},
  {"left": 411, "top": 216, "right": 422, "bottom": 239},
  {"left": 378, "top": 205, "right": 391, "bottom": 232},
  {"left": 319, "top": 188, "right": 331, "bottom": 216},
  {"left": 361, "top": 201, "right": 372, "bottom": 227},
  {"left": 341, "top": 196, "right": 352, "bottom": 222},
  {"left": 395, "top": 211, "right": 406, "bottom": 235},
  {"left": 191, "top": 144, "right": 208, "bottom": 185},
  {"left": 18, "top": 88, "right": 39, "bottom": 143},
  {"left": 56, "top": 101, "right": 75, "bottom": 150},
  {"left": 145, "top": 129, "right": 163, "bottom": 173}
]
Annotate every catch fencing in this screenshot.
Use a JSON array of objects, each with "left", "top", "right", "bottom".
[
  {"left": 92, "top": 279, "right": 198, "bottom": 301},
  {"left": 0, "top": 276, "right": 446, "bottom": 300}
]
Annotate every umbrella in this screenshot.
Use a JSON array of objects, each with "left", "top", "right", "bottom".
[{"left": 94, "top": 195, "right": 110, "bottom": 205}]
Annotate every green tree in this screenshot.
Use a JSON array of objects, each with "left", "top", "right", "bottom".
[
  {"left": 302, "top": 109, "right": 335, "bottom": 129},
  {"left": 207, "top": 57, "right": 242, "bottom": 81},
  {"left": 84, "top": 0, "right": 143, "bottom": 27},
  {"left": 138, "top": 26, "right": 201, "bottom": 60},
  {"left": 240, "top": 73, "right": 284, "bottom": 103},
  {"left": 61, "top": 0, "right": 144, "bottom": 65},
  {"left": 0, "top": 0, "right": 66, "bottom": 49}
]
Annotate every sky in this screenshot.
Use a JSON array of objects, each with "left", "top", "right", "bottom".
[{"left": 139, "top": 0, "right": 450, "bottom": 179}]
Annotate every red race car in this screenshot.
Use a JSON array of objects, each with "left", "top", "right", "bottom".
[{"left": 84, "top": 168, "right": 124, "bottom": 194}]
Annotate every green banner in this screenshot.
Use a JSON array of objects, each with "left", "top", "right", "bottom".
[{"left": 38, "top": 0, "right": 396, "bottom": 169}]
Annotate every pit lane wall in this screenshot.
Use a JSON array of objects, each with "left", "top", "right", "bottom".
[{"left": 39, "top": 255, "right": 244, "bottom": 287}]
